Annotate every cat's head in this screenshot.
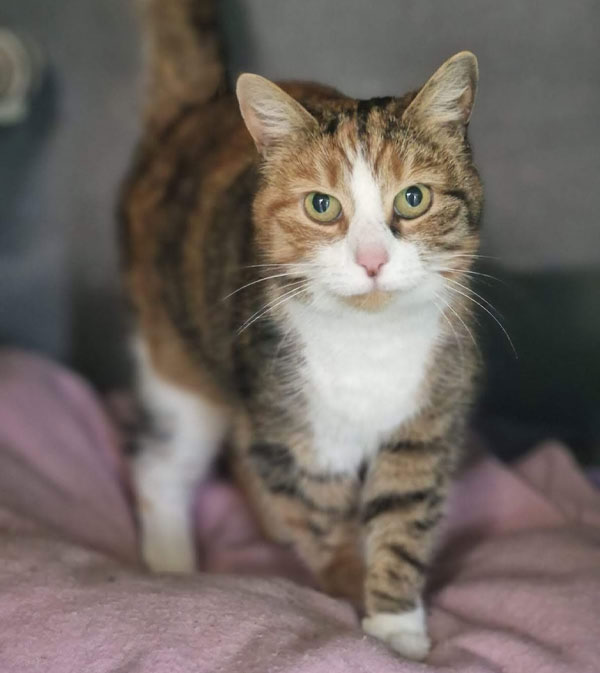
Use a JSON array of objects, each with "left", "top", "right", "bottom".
[{"left": 236, "top": 52, "right": 483, "bottom": 312}]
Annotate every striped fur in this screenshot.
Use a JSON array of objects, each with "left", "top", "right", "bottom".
[{"left": 120, "top": 3, "right": 483, "bottom": 659}]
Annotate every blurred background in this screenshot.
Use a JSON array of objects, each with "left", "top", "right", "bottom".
[{"left": 0, "top": 0, "right": 598, "bottom": 462}]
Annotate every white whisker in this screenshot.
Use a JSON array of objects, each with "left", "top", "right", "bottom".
[
  {"left": 429, "top": 252, "right": 498, "bottom": 260},
  {"left": 268, "top": 286, "right": 317, "bottom": 375},
  {"left": 221, "top": 272, "right": 304, "bottom": 301},
  {"left": 441, "top": 276, "right": 504, "bottom": 318},
  {"left": 237, "top": 282, "right": 311, "bottom": 336},
  {"left": 429, "top": 266, "right": 502, "bottom": 284},
  {"left": 443, "top": 283, "right": 517, "bottom": 358},
  {"left": 432, "top": 293, "right": 464, "bottom": 365},
  {"left": 434, "top": 291, "right": 478, "bottom": 353},
  {"left": 239, "top": 262, "right": 320, "bottom": 271}
]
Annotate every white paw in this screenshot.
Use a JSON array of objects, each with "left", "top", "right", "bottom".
[
  {"left": 386, "top": 629, "right": 430, "bottom": 661},
  {"left": 132, "top": 447, "right": 199, "bottom": 574},
  {"left": 140, "top": 524, "right": 197, "bottom": 574},
  {"left": 362, "top": 603, "right": 431, "bottom": 661},
  {"left": 135, "top": 471, "right": 198, "bottom": 573}
]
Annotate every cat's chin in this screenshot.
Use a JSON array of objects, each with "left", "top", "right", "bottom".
[
  {"left": 324, "top": 279, "right": 438, "bottom": 314},
  {"left": 338, "top": 289, "right": 396, "bottom": 312}
]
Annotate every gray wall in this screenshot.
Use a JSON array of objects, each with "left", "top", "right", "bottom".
[
  {"left": 1, "top": 0, "right": 599, "bottom": 387},
  {"left": 220, "top": 0, "right": 600, "bottom": 270}
]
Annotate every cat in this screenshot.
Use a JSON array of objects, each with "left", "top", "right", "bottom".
[{"left": 120, "top": 0, "right": 482, "bottom": 660}]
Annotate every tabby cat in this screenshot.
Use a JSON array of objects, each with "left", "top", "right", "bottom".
[{"left": 120, "top": 0, "right": 482, "bottom": 660}]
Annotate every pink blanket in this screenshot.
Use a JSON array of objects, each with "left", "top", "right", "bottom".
[{"left": 0, "top": 349, "right": 599, "bottom": 672}]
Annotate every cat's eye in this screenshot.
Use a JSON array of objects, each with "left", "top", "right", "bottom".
[
  {"left": 393, "top": 184, "right": 432, "bottom": 219},
  {"left": 304, "top": 192, "right": 342, "bottom": 223}
]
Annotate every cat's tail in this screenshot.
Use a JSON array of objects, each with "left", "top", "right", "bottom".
[{"left": 136, "top": 0, "right": 226, "bottom": 124}]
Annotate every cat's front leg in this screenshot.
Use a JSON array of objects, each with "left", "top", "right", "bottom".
[
  {"left": 233, "top": 439, "right": 364, "bottom": 607},
  {"left": 360, "top": 435, "right": 452, "bottom": 661}
]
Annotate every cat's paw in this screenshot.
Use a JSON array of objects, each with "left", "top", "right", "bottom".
[
  {"left": 133, "top": 448, "right": 199, "bottom": 574},
  {"left": 141, "top": 530, "right": 197, "bottom": 574},
  {"left": 362, "top": 606, "right": 431, "bottom": 661},
  {"left": 137, "top": 497, "right": 197, "bottom": 573}
]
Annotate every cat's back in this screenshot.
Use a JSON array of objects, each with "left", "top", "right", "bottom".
[
  {"left": 118, "top": 82, "right": 345, "bottom": 388},
  {"left": 120, "top": 95, "right": 252, "bottom": 261},
  {"left": 120, "top": 81, "right": 344, "bottom": 271}
]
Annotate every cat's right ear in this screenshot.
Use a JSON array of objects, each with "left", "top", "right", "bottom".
[{"left": 236, "top": 74, "right": 318, "bottom": 155}]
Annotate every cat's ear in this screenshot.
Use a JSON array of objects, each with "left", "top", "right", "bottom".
[
  {"left": 402, "top": 51, "right": 478, "bottom": 131},
  {"left": 236, "top": 74, "right": 318, "bottom": 154}
]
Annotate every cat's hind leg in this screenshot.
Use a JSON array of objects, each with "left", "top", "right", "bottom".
[{"left": 131, "top": 339, "right": 229, "bottom": 573}]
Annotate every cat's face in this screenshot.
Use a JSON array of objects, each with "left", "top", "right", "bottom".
[{"left": 237, "top": 52, "right": 483, "bottom": 311}]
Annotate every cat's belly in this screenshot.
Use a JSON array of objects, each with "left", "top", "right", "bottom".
[{"left": 293, "top": 303, "right": 441, "bottom": 474}]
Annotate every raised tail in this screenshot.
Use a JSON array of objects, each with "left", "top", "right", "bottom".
[{"left": 137, "top": 0, "right": 226, "bottom": 123}]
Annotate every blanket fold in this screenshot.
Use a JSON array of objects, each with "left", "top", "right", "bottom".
[{"left": 0, "top": 349, "right": 598, "bottom": 673}]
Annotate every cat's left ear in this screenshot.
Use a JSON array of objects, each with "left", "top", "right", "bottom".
[
  {"left": 236, "top": 74, "right": 318, "bottom": 155},
  {"left": 402, "top": 51, "right": 478, "bottom": 131}
]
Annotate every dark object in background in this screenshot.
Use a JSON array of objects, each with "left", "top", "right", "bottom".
[
  {"left": 474, "top": 265, "right": 600, "bottom": 464},
  {"left": 0, "top": 28, "right": 44, "bottom": 125},
  {"left": 0, "top": 26, "right": 66, "bottom": 360}
]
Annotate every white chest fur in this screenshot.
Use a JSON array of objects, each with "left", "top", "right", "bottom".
[{"left": 285, "top": 293, "right": 441, "bottom": 473}]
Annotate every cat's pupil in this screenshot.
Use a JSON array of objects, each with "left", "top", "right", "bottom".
[
  {"left": 405, "top": 186, "right": 423, "bottom": 208},
  {"left": 312, "top": 193, "right": 330, "bottom": 213}
]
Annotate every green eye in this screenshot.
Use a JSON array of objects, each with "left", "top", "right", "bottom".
[
  {"left": 393, "top": 184, "right": 432, "bottom": 219},
  {"left": 304, "top": 192, "right": 342, "bottom": 223}
]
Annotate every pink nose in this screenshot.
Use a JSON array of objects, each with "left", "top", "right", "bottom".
[{"left": 356, "top": 246, "right": 389, "bottom": 278}]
